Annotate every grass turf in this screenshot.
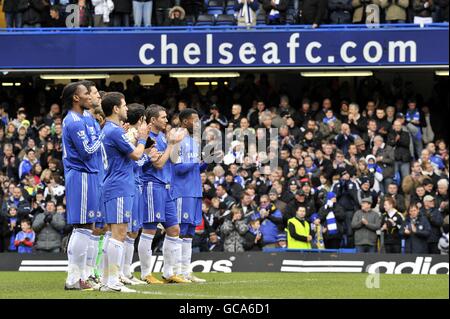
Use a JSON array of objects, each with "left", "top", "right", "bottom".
[{"left": 0, "top": 272, "right": 447, "bottom": 299}]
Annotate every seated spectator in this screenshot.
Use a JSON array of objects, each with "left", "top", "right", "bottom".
[
  {"left": 47, "top": 5, "right": 65, "bottom": 27},
  {"left": 380, "top": 197, "right": 403, "bottom": 253},
  {"left": 18, "top": 148, "right": 39, "bottom": 180},
  {"left": 220, "top": 207, "right": 248, "bottom": 252},
  {"left": 235, "top": 0, "right": 259, "bottom": 27},
  {"left": 166, "top": 5, "right": 187, "bottom": 26},
  {"left": 286, "top": 206, "right": 312, "bottom": 249},
  {"left": 421, "top": 195, "right": 444, "bottom": 254},
  {"left": 400, "top": 203, "right": 431, "bottom": 254},
  {"left": 351, "top": 197, "right": 381, "bottom": 253},
  {"left": 377, "top": 0, "right": 409, "bottom": 23},
  {"left": 92, "top": 0, "right": 115, "bottom": 27},
  {"left": 413, "top": 0, "right": 434, "bottom": 24},
  {"left": 32, "top": 200, "right": 66, "bottom": 253},
  {"left": 352, "top": 0, "right": 378, "bottom": 24},
  {"left": 299, "top": 0, "right": 328, "bottom": 28},
  {"left": 263, "top": 0, "right": 288, "bottom": 25},
  {"left": 329, "top": 0, "right": 353, "bottom": 24},
  {"left": 14, "top": 219, "right": 35, "bottom": 253},
  {"left": 244, "top": 215, "right": 264, "bottom": 251}
]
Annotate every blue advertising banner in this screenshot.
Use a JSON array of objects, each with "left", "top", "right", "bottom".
[{"left": 0, "top": 25, "right": 448, "bottom": 70}]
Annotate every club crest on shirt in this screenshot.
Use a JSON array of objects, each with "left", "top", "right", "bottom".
[
  {"left": 77, "top": 130, "right": 86, "bottom": 138},
  {"left": 183, "top": 212, "right": 189, "bottom": 220},
  {"left": 133, "top": 220, "right": 137, "bottom": 226},
  {"left": 88, "top": 211, "right": 96, "bottom": 218},
  {"left": 97, "top": 211, "right": 102, "bottom": 218},
  {"left": 125, "top": 211, "right": 131, "bottom": 218},
  {"left": 156, "top": 212, "right": 161, "bottom": 219}
]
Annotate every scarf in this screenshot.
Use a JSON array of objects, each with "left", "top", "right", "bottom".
[
  {"left": 248, "top": 227, "right": 261, "bottom": 237},
  {"left": 269, "top": 0, "right": 280, "bottom": 20},
  {"left": 324, "top": 201, "right": 338, "bottom": 235},
  {"left": 240, "top": 0, "right": 253, "bottom": 24},
  {"left": 323, "top": 116, "right": 337, "bottom": 125}
]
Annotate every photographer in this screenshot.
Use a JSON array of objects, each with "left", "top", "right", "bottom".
[
  {"left": 377, "top": 0, "right": 409, "bottom": 23},
  {"left": 32, "top": 200, "right": 66, "bottom": 253},
  {"left": 400, "top": 204, "right": 431, "bottom": 254}
]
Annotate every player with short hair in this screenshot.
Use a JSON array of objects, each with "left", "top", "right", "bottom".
[
  {"left": 99, "top": 92, "right": 150, "bottom": 292},
  {"left": 172, "top": 108, "right": 207, "bottom": 283},
  {"left": 62, "top": 82, "right": 104, "bottom": 291},
  {"left": 139, "top": 105, "right": 189, "bottom": 284}
]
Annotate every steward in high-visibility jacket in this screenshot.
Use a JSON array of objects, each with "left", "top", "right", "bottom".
[{"left": 286, "top": 209, "right": 313, "bottom": 249}]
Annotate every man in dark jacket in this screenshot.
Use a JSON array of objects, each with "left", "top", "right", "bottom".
[
  {"left": 379, "top": 182, "right": 406, "bottom": 214},
  {"left": 422, "top": 195, "right": 444, "bottom": 254},
  {"left": 1, "top": 186, "right": 31, "bottom": 219},
  {"left": 400, "top": 204, "right": 431, "bottom": 254},
  {"left": 372, "top": 135, "right": 395, "bottom": 192},
  {"left": 32, "top": 201, "right": 66, "bottom": 253},
  {"left": 243, "top": 217, "right": 264, "bottom": 251},
  {"left": 112, "top": 0, "right": 131, "bottom": 26},
  {"left": 284, "top": 190, "right": 316, "bottom": 225},
  {"left": 22, "top": 0, "right": 45, "bottom": 27},
  {"left": 299, "top": 0, "right": 328, "bottom": 27},
  {"left": 263, "top": 0, "right": 288, "bottom": 24},
  {"left": 435, "top": 0, "right": 449, "bottom": 21},
  {"left": 387, "top": 120, "right": 412, "bottom": 183},
  {"left": 2, "top": 0, "right": 27, "bottom": 27},
  {"left": 318, "top": 192, "right": 346, "bottom": 249},
  {"left": 328, "top": 0, "right": 353, "bottom": 24},
  {"left": 332, "top": 169, "right": 359, "bottom": 247}
]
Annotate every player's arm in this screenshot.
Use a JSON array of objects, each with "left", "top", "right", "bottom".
[
  {"left": 69, "top": 121, "right": 104, "bottom": 161},
  {"left": 152, "top": 129, "right": 187, "bottom": 170},
  {"left": 172, "top": 140, "right": 196, "bottom": 175}
]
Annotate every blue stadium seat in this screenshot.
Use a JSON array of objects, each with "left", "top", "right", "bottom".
[
  {"left": 215, "top": 14, "right": 236, "bottom": 26},
  {"left": 207, "top": 0, "right": 225, "bottom": 16},
  {"left": 256, "top": 13, "right": 266, "bottom": 25},
  {"left": 196, "top": 14, "right": 215, "bottom": 26},
  {"left": 185, "top": 15, "right": 195, "bottom": 26},
  {"left": 225, "top": 0, "right": 235, "bottom": 15}
]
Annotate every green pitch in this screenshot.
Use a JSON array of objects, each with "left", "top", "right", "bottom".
[{"left": 0, "top": 272, "right": 447, "bottom": 299}]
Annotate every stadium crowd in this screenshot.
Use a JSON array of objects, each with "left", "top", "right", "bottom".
[
  {"left": 1, "top": 0, "right": 449, "bottom": 28},
  {"left": 0, "top": 73, "right": 448, "bottom": 255}
]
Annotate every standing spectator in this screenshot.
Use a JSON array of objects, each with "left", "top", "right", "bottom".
[
  {"left": 263, "top": 0, "right": 288, "bottom": 25},
  {"left": 435, "top": 0, "right": 449, "bottom": 21},
  {"left": 154, "top": 0, "right": 174, "bottom": 26},
  {"left": 380, "top": 182, "right": 406, "bottom": 213},
  {"left": 299, "top": 0, "right": 328, "bottom": 28},
  {"left": 202, "top": 231, "right": 224, "bottom": 252},
  {"left": 405, "top": 98, "right": 423, "bottom": 159},
  {"left": 3, "top": 0, "right": 27, "bottom": 28},
  {"left": 335, "top": 123, "right": 355, "bottom": 155},
  {"left": 220, "top": 207, "right": 249, "bottom": 253},
  {"left": 243, "top": 216, "right": 264, "bottom": 251},
  {"left": 413, "top": 0, "right": 434, "bottom": 24},
  {"left": 438, "top": 219, "right": 448, "bottom": 255},
  {"left": 401, "top": 204, "right": 431, "bottom": 254},
  {"left": 372, "top": 135, "right": 395, "bottom": 192},
  {"left": 357, "top": 176, "right": 378, "bottom": 209},
  {"left": 318, "top": 192, "right": 346, "bottom": 249},
  {"left": 380, "top": 197, "right": 403, "bottom": 253},
  {"left": 436, "top": 179, "right": 449, "bottom": 217},
  {"left": 14, "top": 219, "right": 35, "bottom": 253},
  {"left": 388, "top": 120, "right": 412, "bottom": 183},
  {"left": 229, "top": 104, "right": 244, "bottom": 129},
  {"left": 377, "top": 0, "right": 409, "bottom": 23},
  {"left": 18, "top": 149, "right": 39, "bottom": 180},
  {"left": 201, "top": 105, "right": 229, "bottom": 130},
  {"left": 351, "top": 197, "right": 381, "bottom": 253},
  {"left": 132, "top": 0, "right": 152, "bottom": 27},
  {"left": 92, "top": 0, "right": 115, "bottom": 27},
  {"left": 421, "top": 195, "right": 444, "bottom": 254},
  {"left": 235, "top": 0, "right": 259, "bottom": 27},
  {"left": 352, "top": 0, "right": 378, "bottom": 23},
  {"left": 166, "top": 5, "right": 187, "bottom": 25},
  {"left": 253, "top": 195, "right": 284, "bottom": 248},
  {"left": 1, "top": 187, "right": 31, "bottom": 218},
  {"left": 22, "top": 0, "right": 46, "bottom": 27},
  {"left": 3, "top": 205, "right": 22, "bottom": 252},
  {"left": 112, "top": 0, "right": 131, "bottom": 26},
  {"left": 32, "top": 201, "right": 66, "bottom": 253},
  {"left": 1, "top": 144, "right": 19, "bottom": 181},
  {"left": 286, "top": 206, "right": 312, "bottom": 249},
  {"left": 329, "top": 0, "right": 353, "bottom": 24}
]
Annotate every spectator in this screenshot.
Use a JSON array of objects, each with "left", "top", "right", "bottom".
[
  {"left": 263, "top": 0, "right": 288, "bottom": 25},
  {"left": 435, "top": 0, "right": 449, "bottom": 21},
  {"left": 92, "top": 0, "right": 115, "bottom": 27},
  {"left": 203, "top": 231, "right": 224, "bottom": 252},
  {"left": 1, "top": 144, "right": 19, "bottom": 181},
  {"left": 220, "top": 207, "right": 248, "bottom": 252},
  {"left": 421, "top": 195, "right": 444, "bottom": 254},
  {"left": 2, "top": 205, "right": 22, "bottom": 252},
  {"left": 372, "top": 135, "right": 395, "bottom": 192},
  {"left": 352, "top": 0, "right": 378, "bottom": 23},
  {"left": 14, "top": 219, "right": 35, "bottom": 253},
  {"left": 388, "top": 119, "right": 412, "bottom": 183},
  {"left": 400, "top": 204, "right": 431, "bottom": 254},
  {"left": 413, "top": 0, "right": 434, "bottom": 24},
  {"left": 201, "top": 105, "right": 229, "bottom": 130},
  {"left": 318, "top": 192, "right": 346, "bottom": 249},
  {"left": 32, "top": 201, "right": 66, "bottom": 253},
  {"left": 436, "top": 179, "right": 449, "bottom": 217},
  {"left": 22, "top": 0, "right": 45, "bottom": 27},
  {"left": 335, "top": 123, "right": 354, "bottom": 155},
  {"left": 405, "top": 98, "right": 423, "bottom": 158},
  {"left": 351, "top": 197, "right": 381, "bottom": 253},
  {"left": 357, "top": 176, "right": 378, "bottom": 209},
  {"left": 180, "top": 0, "right": 204, "bottom": 20},
  {"left": 438, "top": 219, "right": 448, "bottom": 255},
  {"left": 112, "top": 0, "right": 131, "bottom": 26},
  {"left": 47, "top": 5, "right": 65, "bottom": 27},
  {"left": 243, "top": 216, "right": 264, "bottom": 251},
  {"left": 329, "top": 0, "right": 353, "bottom": 24},
  {"left": 229, "top": 104, "right": 244, "bottom": 129},
  {"left": 43, "top": 173, "right": 65, "bottom": 205},
  {"left": 166, "top": 5, "right": 187, "bottom": 26},
  {"left": 18, "top": 148, "right": 39, "bottom": 180},
  {"left": 3, "top": 0, "right": 27, "bottom": 28},
  {"left": 286, "top": 206, "right": 312, "bottom": 249},
  {"left": 377, "top": 0, "right": 409, "bottom": 23},
  {"left": 380, "top": 182, "right": 406, "bottom": 213},
  {"left": 252, "top": 195, "right": 284, "bottom": 248},
  {"left": 155, "top": 0, "right": 174, "bottom": 26},
  {"left": 380, "top": 197, "right": 403, "bottom": 253},
  {"left": 299, "top": 0, "right": 328, "bottom": 28},
  {"left": 235, "top": 0, "right": 259, "bottom": 27},
  {"left": 2, "top": 186, "right": 31, "bottom": 218}
]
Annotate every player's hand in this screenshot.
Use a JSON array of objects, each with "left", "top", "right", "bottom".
[
  {"left": 137, "top": 122, "right": 151, "bottom": 141},
  {"left": 146, "top": 147, "right": 160, "bottom": 162},
  {"left": 122, "top": 123, "right": 130, "bottom": 133},
  {"left": 168, "top": 128, "right": 187, "bottom": 145}
]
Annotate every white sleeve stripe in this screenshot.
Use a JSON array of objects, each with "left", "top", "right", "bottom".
[{"left": 83, "top": 137, "right": 103, "bottom": 154}]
